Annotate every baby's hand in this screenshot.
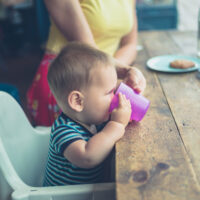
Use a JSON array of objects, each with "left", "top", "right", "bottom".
[
  {"left": 110, "top": 93, "right": 131, "bottom": 127},
  {"left": 123, "top": 67, "right": 146, "bottom": 94}
]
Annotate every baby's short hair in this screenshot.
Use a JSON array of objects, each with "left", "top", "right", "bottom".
[{"left": 47, "top": 42, "right": 114, "bottom": 111}]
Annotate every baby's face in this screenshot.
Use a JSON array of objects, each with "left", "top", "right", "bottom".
[{"left": 82, "top": 65, "right": 117, "bottom": 125}]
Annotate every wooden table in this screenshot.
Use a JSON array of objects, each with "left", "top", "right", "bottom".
[{"left": 115, "top": 31, "right": 200, "bottom": 200}]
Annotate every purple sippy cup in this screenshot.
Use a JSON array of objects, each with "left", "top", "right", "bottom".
[{"left": 109, "top": 82, "right": 150, "bottom": 121}]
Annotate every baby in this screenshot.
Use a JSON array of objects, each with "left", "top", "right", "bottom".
[{"left": 43, "top": 42, "right": 131, "bottom": 186}]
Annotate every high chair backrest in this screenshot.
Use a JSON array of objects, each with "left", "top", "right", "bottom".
[{"left": 0, "top": 92, "right": 51, "bottom": 199}]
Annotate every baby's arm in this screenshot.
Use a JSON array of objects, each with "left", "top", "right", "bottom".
[{"left": 63, "top": 93, "right": 131, "bottom": 168}]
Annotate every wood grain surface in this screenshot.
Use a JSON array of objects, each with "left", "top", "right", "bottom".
[{"left": 115, "top": 31, "right": 200, "bottom": 200}]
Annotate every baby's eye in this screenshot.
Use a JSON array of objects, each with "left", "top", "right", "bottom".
[
  {"left": 109, "top": 90, "right": 114, "bottom": 94},
  {"left": 107, "top": 89, "right": 115, "bottom": 95}
]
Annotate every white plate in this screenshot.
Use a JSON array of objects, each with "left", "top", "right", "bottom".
[{"left": 146, "top": 55, "right": 200, "bottom": 73}]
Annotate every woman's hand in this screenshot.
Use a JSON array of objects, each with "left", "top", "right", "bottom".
[{"left": 123, "top": 67, "right": 146, "bottom": 94}]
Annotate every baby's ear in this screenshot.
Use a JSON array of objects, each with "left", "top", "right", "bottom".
[{"left": 68, "top": 91, "right": 84, "bottom": 112}]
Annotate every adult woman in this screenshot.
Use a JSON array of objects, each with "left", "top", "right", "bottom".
[{"left": 27, "top": 0, "right": 146, "bottom": 126}]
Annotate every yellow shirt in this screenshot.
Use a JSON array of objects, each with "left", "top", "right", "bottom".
[{"left": 46, "top": 0, "right": 134, "bottom": 56}]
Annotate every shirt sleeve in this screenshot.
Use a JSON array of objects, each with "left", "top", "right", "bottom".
[{"left": 51, "top": 125, "right": 84, "bottom": 155}]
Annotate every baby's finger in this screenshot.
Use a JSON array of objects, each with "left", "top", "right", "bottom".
[
  {"left": 133, "top": 79, "right": 146, "bottom": 94},
  {"left": 118, "top": 93, "right": 131, "bottom": 108},
  {"left": 121, "top": 94, "right": 129, "bottom": 105},
  {"left": 118, "top": 93, "right": 125, "bottom": 107},
  {"left": 125, "top": 98, "right": 131, "bottom": 107}
]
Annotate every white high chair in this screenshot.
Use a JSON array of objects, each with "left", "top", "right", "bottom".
[{"left": 0, "top": 91, "right": 115, "bottom": 200}]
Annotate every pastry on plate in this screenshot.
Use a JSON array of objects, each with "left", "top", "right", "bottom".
[{"left": 170, "top": 59, "right": 195, "bottom": 69}]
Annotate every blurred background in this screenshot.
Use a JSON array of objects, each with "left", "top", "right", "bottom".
[{"left": 0, "top": 0, "right": 199, "bottom": 116}]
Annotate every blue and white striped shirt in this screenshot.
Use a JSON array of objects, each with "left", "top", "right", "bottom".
[{"left": 43, "top": 113, "right": 104, "bottom": 186}]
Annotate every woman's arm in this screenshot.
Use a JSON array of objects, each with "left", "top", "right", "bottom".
[
  {"left": 45, "top": 0, "right": 138, "bottom": 65},
  {"left": 114, "top": 1, "right": 138, "bottom": 65},
  {"left": 45, "top": 0, "right": 145, "bottom": 93},
  {"left": 44, "top": 0, "right": 96, "bottom": 46}
]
